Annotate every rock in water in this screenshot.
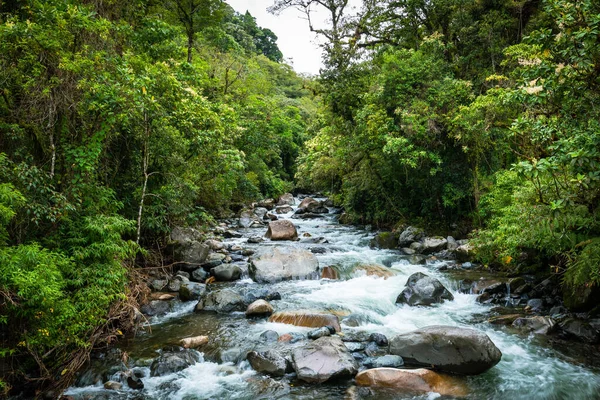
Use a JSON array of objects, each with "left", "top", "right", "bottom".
[
  {"left": 389, "top": 325, "right": 502, "bottom": 375},
  {"left": 150, "top": 349, "right": 200, "bottom": 376},
  {"left": 195, "top": 289, "right": 245, "bottom": 313},
  {"left": 246, "top": 299, "right": 274, "bottom": 317},
  {"left": 292, "top": 336, "right": 358, "bottom": 383},
  {"left": 352, "top": 264, "right": 395, "bottom": 279},
  {"left": 247, "top": 349, "right": 289, "bottom": 376},
  {"left": 265, "top": 220, "right": 298, "bottom": 241},
  {"left": 397, "top": 226, "right": 424, "bottom": 247},
  {"left": 396, "top": 272, "right": 454, "bottom": 306},
  {"left": 420, "top": 237, "right": 448, "bottom": 254},
  {"left": 278, "top": 193, "right": 295, "bottom": 206},
  {"left": 269, "top": 310, "right": 341, "bottom": 332},
  {"left": 355, "top": 368, "right": 468, "bottom": 397},
  {"left": 249, "top": 247, "right": 318, "bottom": 283},
  {"left": 180, "top": 335, "right": 209, "bottom": 349},
  {"left": 210, "top": 264, "right": 242, "bottom": 282}
]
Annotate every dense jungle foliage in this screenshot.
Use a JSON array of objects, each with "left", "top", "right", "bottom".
[
  {"left": 0, "top": 0, "right": 317, "bottom": 394},
  {"left": 0, "top": 0, "right": 599, "bottom": 396}
]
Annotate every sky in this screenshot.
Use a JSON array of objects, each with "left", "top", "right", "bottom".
[{"left": 226, "top": 0, "right": 325, "bottom": 75}]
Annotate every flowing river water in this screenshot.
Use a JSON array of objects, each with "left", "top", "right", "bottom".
[{"left": 65, "top": 197, "right": 600, "bottom": 400}]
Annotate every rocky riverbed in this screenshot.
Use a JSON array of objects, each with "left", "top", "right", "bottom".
[{"left": 63, "top": 195, "right": 600, "bottom": 399}]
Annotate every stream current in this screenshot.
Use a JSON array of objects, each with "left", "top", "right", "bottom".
[{"left": 65, "top": 197, "right": 600, "bottom": 400}]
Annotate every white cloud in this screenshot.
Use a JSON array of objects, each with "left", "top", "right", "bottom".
[{"left": 226, "top": 0, "right": 324, "bottom": 75}]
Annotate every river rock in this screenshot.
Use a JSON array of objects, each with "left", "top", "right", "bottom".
[
  {"left": 446, "top": 236, "right": 458, "bottom": 251},
  {"left": 195, "top": 289, "right": 245, "bottom": 313},
  {"left": 256, "top": 198, "right": 276, "bottom": 210},
  {"left": 321, "top": 266, "right": 339, "bottom": 279},
  {"left": 298, "top": 197, "right": 319, "bottom": 210},
  {"left": 512, "top": 316, "right": 555, "bottom": 335},
  {"left": 395, "top": 272, "right": 454, "bottom": 306},
  {"left": 276, "top": 205, "right": 293, "bottom": 214},
  {"left": 191, "top": 268, "right": 209, "bottom": 282},
  {"left": 421, "top": 237, "right": 448, "bottom": 254},
  {"left": 246, "top": 299, "right": 274, "bottom": 317},
  {"left": 247, "top": 349, "right": 289, "bottom": 377},
  {"left": 259, "top": 330, "right": 280, "bottom": 343},
  {"left": 389, "top": 325, "right": 502, "bottom": 375},
  {"left": 175, "top": 242, "right": 210, "bottom": 270},
  {"left": 249, "top": 247, "right": 319, "bottom": 283},
  {"left": 398, "top": 226, "right": 424, "bottom": 247},
  {"left": 370, "top": 232, "right": 399, "bottom": 249},
  {"left": 178, "top": 282, "right": 205, "bottom": 301},
  {"left": 352, "top": 264, "right": 395, "bottom": 279},
  {"left": 127, "top": 375, "right": 144, "bottom": 390},
  {"left": 292, "top": 336, "right": 358, "bottom": 383},
  {"left": 140, "top": 300, "right": 170, "bottom": 317},
  {"left": 454, "top": 242, "right": 474, "bottom": 262},
  {"left": 180, "top": 335, "right": 209, "bottom": 349},
  {"left": 265, "top": 220, "right": 298, "bottom": 241},
  {"left": 167, "top": 279, "right": 182, "bottom": 292},
  {"left": 104, "top": 381, "right": 122, "bottom": 390},
  {"left": 487, "top": 314, "right": 522, "bottom": 325},
  {"left": 205, "top": 239, "right": 225, "bottom": 251},
  {"left": 369, "top": 333, "right": 388, "bottom": 346},
  {"left": 372, "top": 355, "right": 404, "bottom": 368},
  {"left": 278, "top": 193, "right": 295, "bottom": 206},
  {"left": 355, "top": 368, "right": 468, "bottom": 397},
  {"left": 269, "top": 311, "right": 341, "bottom": 332},
  {"left": 254, "top": 207, "right": 268, "bottom": 219},
  {"left": 558, "top": 319, "right": 600, "bottom": 343},
  {"left": 242, "top": 287, "right": 282, "bottom": 304},
  {"left": 239, "top": 210, "right": 260, "bottom": 228},
  {"left": 150, "top": 349, "right": 200, "bottom": 376},
  {"left": 151, "top": 279, "right": 168, "bottom": 291},
  {"left": 307, "top": 327, "right": 331, "bottom": 340},
  {"left": 210, "top": 264, "right": 242, "bottom": 282}
]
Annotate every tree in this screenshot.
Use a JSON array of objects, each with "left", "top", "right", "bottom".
[{"left": 163, "top": 0, "right": 227, "bottom": 62}]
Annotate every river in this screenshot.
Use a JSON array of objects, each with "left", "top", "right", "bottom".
[{"left": 65, "top": 197, "right": 600, "bottom": 399}]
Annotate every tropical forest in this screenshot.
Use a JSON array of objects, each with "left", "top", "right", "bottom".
[{"left": 0, "top": 0, "right": 599, "bottom": 398}]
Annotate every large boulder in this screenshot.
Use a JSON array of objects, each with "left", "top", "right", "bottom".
[
  {"left": 150, "top": 349, "right": 200, "bottom": 376},
  {"left": 355, "top": 368, "right": 468, "bottom": 397},
  {"left": 397, "top": 226, "right": 424, "bottom": 247},
  {"left": 265, "top": 220, "right": 298, "bottom": 241},
  {"left": 210, "top": 264, "right": 242, "bottom": 282},
  {"left": 396, "top": 272, "right": 454, "bottom": 306},
  {"left": 389, "top": 325, "right": 502, "bottom": 375},
  {"left": 179, "top": 282, "right": 206, "bottom": 301},
  {"left": 420, "top": 237, "right": 448, "bottom": 254},
  {"left": 292, "top": 336, "right": 358, "bottom": 383},
  {"left": 277, "top": 193, "right": 295, "bottom": 206},
  {"left": 247, "top": 349, "right": 289, "bottom": 377},
  {"left": 249, "top": 247, "right": 319, "bottom": 283},
  {"left": 170, "top": 228, "right": 209, "bottom": 269},
  {"left": 140, "top": 300, "right": 170, "bottom": 317},
  {"left": 370, "top": 232, "right": 399, "bottom": 249},
  {"left": 298, "top": 197, "right": 319, "bottom": 210},
  {"left": 195, "top": 289, "right": 245, "bottom": 313},
  {"left": 239, "top": 209, "right": 261, "bottom": 228},
  {"left": 558, "top": 318, "right": 600, "bottom": 344},
  {"left": 269, "top": 310, "right": 341, "bottom": 332}
]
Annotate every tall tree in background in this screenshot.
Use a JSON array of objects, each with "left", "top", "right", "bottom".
[{"left": 164, "top": 0, "right": 227, "bottom": 62}]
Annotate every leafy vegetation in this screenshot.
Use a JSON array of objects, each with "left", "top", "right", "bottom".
[
  {"left": 0, "top": 0, "right": 317, "bottom": 394},
  {"left": 281, "top": 1, "right": 599, "bottom": 293}
]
